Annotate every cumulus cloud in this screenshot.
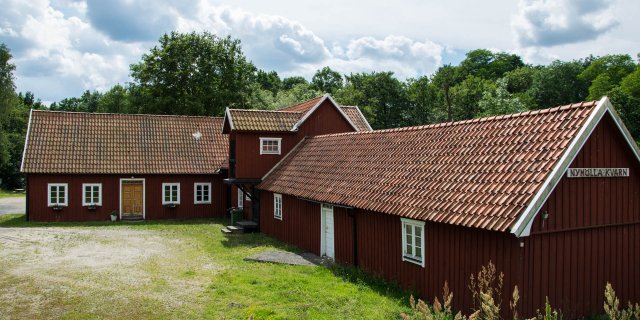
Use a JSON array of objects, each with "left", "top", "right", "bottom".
[
  {"left": 512, "top": 0, "right": 619, "bottom": 47},
  {"left": 1, "top": 0, "right": 445, "bottom": 102}
]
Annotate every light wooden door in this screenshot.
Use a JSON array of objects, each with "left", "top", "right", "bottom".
[
  {"left": 121, "top": 181, "right": 143, "bottom": 217},
  {"left": 321, "top": 204, "right": 335, "bottom": 259}
]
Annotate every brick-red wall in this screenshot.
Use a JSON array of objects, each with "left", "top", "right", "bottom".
[{"left": 27, "top": 173, "right": 227, "bottom": 221}]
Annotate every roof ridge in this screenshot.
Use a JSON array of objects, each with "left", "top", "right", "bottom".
[
  {"left": 228, "top": 108, "right": 303, "bottom": 114},
  {"left": 276, "top": 95, "right": 324, "bottom": 111},
  {"left": 32, "top": 109, "right": 224, "bottom": 119},
  {"left": 311, "top": 100, "right": 598, "bottom": 139}
]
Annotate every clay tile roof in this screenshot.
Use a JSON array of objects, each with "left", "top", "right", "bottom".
[
  {"left": 277, "top": 96, "right": 324, "bottom": 113},
  {"left": 340, "top": 106, "right": 372, "bottom": 131},
  {"left": 226, "top": 95, "right": 371, "bottom": 132},
  {"left": 22, "top": 110, "right": 228, "bottom": 174},
  {"left": 227, "top": 109, "right": 302, "bottom": 132},
  {"left": 258, "top": 101, "right": 598, "bottom": 232}
]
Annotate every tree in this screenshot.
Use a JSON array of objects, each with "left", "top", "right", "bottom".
[
  {"left": 458, "top": 49, "right": 524, "bottom": 80},
  {"left": 281, "top": 76, "right": 308, "bottom": 90},
  {"left": 0, "top": 43, "right": 15, "bottom": 115},
  {"left": 130, "top": 31, "right": 257, "bottom": 116},
  {"left": 528, "top": 60, "right": 589, "bottom": 109},
  {"left": 431, "top": 64, "right": 459, "bottom": 121},
  {"left": 338, "top": 72, "right": 408, "bottom": 129},
  {"left": 478, "top": 78, "right": 527, "bottom": 118},
  {"left": 579, "top": 54, "right": 636, "bottom": 100},
  {"left": 311, "top": 66, "right": 343, "bottom": 94},
  {"left": 405, "top": 76, "right": 439, "bottom": 125},
  {"left": 256, "top": 70, "right": 281, "bottom": 96},
  {"left": 450, "top": 76, "right": 496, "bottom": 120},
  {"left": 97, "top": 84, "right": 131, "bottom": 113}
]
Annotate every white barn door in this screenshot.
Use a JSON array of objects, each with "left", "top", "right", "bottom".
[{"left": 321, "top": 204, "right": 335, "bottom": 259}]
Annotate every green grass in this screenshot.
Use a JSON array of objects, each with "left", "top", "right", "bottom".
[
  {"left": 0, "top": 214, "right": 411, "bottom": 319},
  {"left": 0, "top": 189, "right": 25, "bottom": 198}
]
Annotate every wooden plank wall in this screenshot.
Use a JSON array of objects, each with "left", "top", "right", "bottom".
[{"left": 27, "top": 173, "right": 227, "bottom": 221}]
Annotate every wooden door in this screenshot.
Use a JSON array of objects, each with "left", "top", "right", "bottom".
[
  {"left": 321, "top": 204, "right": 335, "bottom": 259},
  {"left": 121, "top": 181, "right": 143, "bottom": 217}
]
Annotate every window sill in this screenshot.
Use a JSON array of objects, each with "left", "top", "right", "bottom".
[
  {"left": 84, "top": 205, "right": 101, "bottom": 210},
  {"left": 49, "top": 205, "right": 67, "bottom": 211},
  {"left": 194, "top": 202, "right": 212, "bottom": 205},
  {"left": 402, "top": 256, "right": 424, "bottom": 267},
  {"left": 274, "top": 216, "right": 283, "bottom": 220},
  {"left": 163, "top": 203, "right": 179, "bottom": 208}
]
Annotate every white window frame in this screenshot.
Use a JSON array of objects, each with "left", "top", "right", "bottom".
[
  {"left": 237, "top": 188, "right": 244, "bottom": 209},
  {"left": 260, "top": 137, "right": 282, "bottom": 155},
  {"left": 82, "top": 183, "right": 102, "bottom": 206},
  {"left": 194, "top": 182, "right": 211, "bottom": 204},
  {"left": 401, "top": 218, "right": 425, "bottom": 267},
  {"left": 273, "top": 193, "right": 282, "bottom": 220},
  {"left": 162, "top": 183, "right": 180, "bottom": 205},
  {"left": 48, "top": 183, "right": 68, "bottom": 207}
]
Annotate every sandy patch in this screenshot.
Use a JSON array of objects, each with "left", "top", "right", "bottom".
[{"left": 0, "top": 227, "right": 218, "bottom": 319}]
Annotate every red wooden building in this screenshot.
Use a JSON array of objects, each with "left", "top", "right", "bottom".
[
  {"left": 21, "top": 111, "right": 229, "bottom": 221},
  {"left": 256, "top": 97, "right": 640, "bottom": 318}
]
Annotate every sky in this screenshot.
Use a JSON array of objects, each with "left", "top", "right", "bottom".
[{"left": 0, "top": 0, "right": 638, "bottom": 103}]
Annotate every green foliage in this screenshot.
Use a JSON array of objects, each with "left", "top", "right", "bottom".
[
  {"left": 459, "top": 49, "right": 525, "bottom": 81},
  {"left": 338, "top": 71, "right": 409, "bottom": 129},
  {"left": 478, "top": 78, "right": 527, "bottom": 118},
  {"left": 281, "top": 76, "right": 308, "bottom": 90},
  {"left": 256, "top": 70, "right": 282, "bottom": 96},
  {"left": 130, "top": 31, "right": 257, "bottom": 116},
  {"left": 604, "top": 282, "right": 640, "bottom": 320},
  {"left": 406, "top": 76, "right": 439, "bottom": 125},
  {"left": 311, "top": 66, "right": 343, "bottom": 94},
  {"left": 528, "top": 60, "right": 589, "bottom": 109},
  {"left": 579, "top": 54, "right": 636, "bottom": 100},
  {"left": 450, "top": 76, "right": 496, "bottom": 120},
  {"left": 50, "top": 90, "right": 102, "bottom": 112},
  {"left": 97, "top": 84, "right": 131, "bottom": 113}
]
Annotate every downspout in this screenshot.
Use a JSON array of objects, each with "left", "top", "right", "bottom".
[{"left": 349, "top": 209, "right": 358, "bottom": 267}]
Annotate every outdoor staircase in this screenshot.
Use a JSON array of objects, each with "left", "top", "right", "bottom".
[{"left": 221, "top": 220, "right": 259, "bottom": 234}]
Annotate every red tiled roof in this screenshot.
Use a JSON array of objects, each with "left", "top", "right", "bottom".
[
  {"left": 225, "top": 95, "right": 372, "bottom": 132},
  {"left": 258, "top": 101, "right": 599, "bottom": 232},
  {"left": 277, "top": 96, "right": 324, "bottom": 113},
  {"left": 22, "top": 111, "right": 228, "bottom": 174},
  {"left": 226, "top": 109, "right": 302, "bottom": 132},
  {"left": 341, "top": 106, "right": 372, "bottom": 131}
]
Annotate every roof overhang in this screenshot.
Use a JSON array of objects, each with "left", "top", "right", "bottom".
[
  {"left": 222, "top": 108, "right": 234, "bottom": 134},
  {"left": 510, "top": 96, "right": 640, "bottom": 238},
  {"left": 20, "top": 109, "right": 33, "bottom": 173}
]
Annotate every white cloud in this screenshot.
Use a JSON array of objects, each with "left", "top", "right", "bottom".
[{"left": 512, "top": 0, "right": 619, "bottom": 47}]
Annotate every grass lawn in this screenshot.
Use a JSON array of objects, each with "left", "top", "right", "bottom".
[
  {"left": 0, "top": 214, "right": 411, "bottom": 319},
  {"left": 0, "top": 189, "right": 25, "bottom": 198}
]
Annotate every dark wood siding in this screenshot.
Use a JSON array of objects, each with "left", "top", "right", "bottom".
[
  {"left": 261, "top": 192, "right": 321, "bottom": 254},
  {"left": 27, "top": 173, "right": 227, "bottom": 221},
  {"left": 234, "top": 100, "right": 356, "bottom": 179},
  {"left": 523, "top": 113, "right": 640, "bottom": 317}
]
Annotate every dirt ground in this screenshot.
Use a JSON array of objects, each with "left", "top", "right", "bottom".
[{"left": 0, "top": 227, "right": 219, "bottom": 319}]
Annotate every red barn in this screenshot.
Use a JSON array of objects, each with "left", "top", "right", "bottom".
[
  {"left": 21, "top": 111, "right": 229, "bottom": 221},
  {"left": 256, "top": 97, "right": 640, "bottom": 318}
]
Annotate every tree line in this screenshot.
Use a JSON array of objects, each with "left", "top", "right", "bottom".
[{"left": 1, "top": 31, "right": 639, "bottom": 188}]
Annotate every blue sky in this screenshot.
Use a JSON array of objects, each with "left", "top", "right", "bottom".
[{"left": 1, "top": 0, "right": 638, "bottom": 103}]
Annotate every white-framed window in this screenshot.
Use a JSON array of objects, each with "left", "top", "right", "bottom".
[
  {"left": 401, "top": 218, "right": 425, "bottom": 267},
  {"left": 48, "top": 183, "right": 68, "bottom": 207},
  {"left": 273, "top": 193, "right": 282, "bottom": 220},
  {"left": 237, "top": 188, "right": 244, "bottom": 209},
  {"left": 82, "top": 183, "right": 102, "bottom": 206},
  {"left": 194, "top": 182, "right": 211, "bottom": 204},
  {"left": 162, "top": 183, "right": 180, "bottom": 204},
  {"left": 260, "top": 137, "right": 282, "bottom": 155}
]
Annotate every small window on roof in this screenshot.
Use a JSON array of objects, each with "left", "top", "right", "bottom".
[{"left": 260, "top": 137, "right": 281, "bottom": 155}]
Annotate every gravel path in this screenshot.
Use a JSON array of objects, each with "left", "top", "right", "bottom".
[
  {"left": 0, "top": 197, "right": 25, "bottom": 215},
  {"left": 245, "top": 250, "right": 325, "bottom": 266}
]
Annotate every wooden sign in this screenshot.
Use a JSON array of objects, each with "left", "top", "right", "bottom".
[{"left": 567, "top": 168, "right": 629, "bottom": 178}]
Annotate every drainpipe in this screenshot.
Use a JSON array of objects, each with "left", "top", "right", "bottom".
[{"left": 349, "top": 209, "right": 358, "bottom": 267}]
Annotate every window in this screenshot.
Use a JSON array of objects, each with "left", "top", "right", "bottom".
[
  {"left": 260, "top": 137, "right": 282, "bottom": 155},
  {"left": 401, "top": 218, "right": 425, "bottom": 267},
  {"left": 237, "top": 188, "right": 244, "bottom": 209},
  {"left": 273, "top": 193, "right": 282, "bottom": 220},
  {"left": 162, "top": 183, "right": 180, "bottom": 204},
  {"left": 82, "top": 183, "right": 102, "bottom": 206},
  {"left": 48, "top": 183, "right": 68, "bottom": 207},
  {"left": 194, "top": 183, "right": 211, "bottom": 204}
]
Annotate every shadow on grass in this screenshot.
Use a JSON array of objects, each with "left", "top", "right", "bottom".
[
  {"left": 0, "top": 214, "right": 226, "bottom": 228},
  {"left": 328, "top": 263, "right": 414, "bottom": 305}
]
